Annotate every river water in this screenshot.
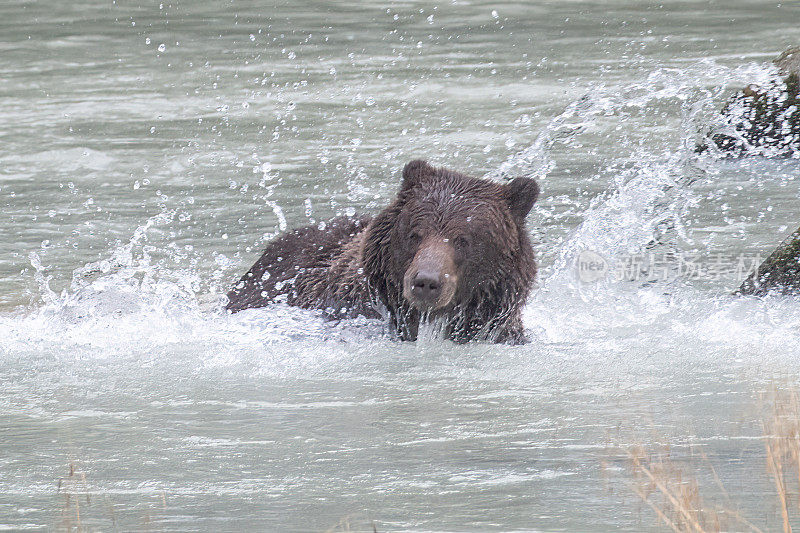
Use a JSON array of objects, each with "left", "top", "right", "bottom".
[{"left": 3, "top": 1, "right": 800, "bottom": 531}]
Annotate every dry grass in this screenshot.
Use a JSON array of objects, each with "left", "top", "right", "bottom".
[
  {"left": 57, "top": 461, "right": 93, "bottom": 532},
  {"left": 55, "top": 460, "right": 170, "bottom": 531},
  {"left": 627, "top": 445, "right": 727, "bottom": 532},
  {"left": 324, "top": 513, "right": 378, "bottom": 533},
  {"left": 53, "top": 460, "right": 373, "bottom": 532},
  {"left": 621, "top": 384, "right": 800, "bottom": 532},
  {"left": 761, "top": 385, "right": 800, "bottom": 533}
]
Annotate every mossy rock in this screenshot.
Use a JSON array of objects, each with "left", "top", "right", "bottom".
[
  {"left": 736, "top": 225, "right": 800, "bottom": 296},
  {"left": 701, "top": 47, "right": 800, "bottom": 157},
  {"left": 775, "top": 47, "right": 800, "bottom": 77}
]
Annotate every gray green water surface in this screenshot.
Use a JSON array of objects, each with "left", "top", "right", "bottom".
[{"left": 3, "top": 1, "right": 800, "bottom": 531}]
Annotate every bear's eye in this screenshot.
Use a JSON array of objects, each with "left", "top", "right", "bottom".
[
  {"left": 453, "top": 235, "right": 470, "bottom": 250},
  {"left": 409, "top": 231, "right": 423, "bottom": 245}
]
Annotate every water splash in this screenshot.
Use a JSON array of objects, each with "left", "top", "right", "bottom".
[
  {"left": 28, "top": 251, "right": 58, "bottom": 307},
  {"left": 4, "top": 60, "right": 799, "bottom": 364},
  {"left": 485, "top": 92, "right": 597, "bottom": 182}
]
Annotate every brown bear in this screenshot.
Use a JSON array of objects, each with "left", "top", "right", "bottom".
[{"left": 226, "top": 159, "right": 540, "bottom": 344}]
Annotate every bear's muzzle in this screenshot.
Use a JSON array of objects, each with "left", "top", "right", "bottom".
[{"left": 403, "top": 238, "right": 458, "bottom": 310}]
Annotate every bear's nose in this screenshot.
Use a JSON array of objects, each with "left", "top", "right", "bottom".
[{"left": 411, "top": 272, "right": 442, "bottom": 303}]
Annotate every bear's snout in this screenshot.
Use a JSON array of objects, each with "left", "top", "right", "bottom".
[
  {"left": 411, "top": 270, "right": 442, "bottom": 303},
  {"left": 403, "top": 239, "right": 457, "bottom": 310}
]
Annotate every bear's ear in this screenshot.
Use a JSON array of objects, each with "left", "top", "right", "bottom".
[
  {"left": 506, "top": 177, "right": 540, "bottom": 221},
  {"left": 401, "top": 159, "right": 435, "bottom": 191}
]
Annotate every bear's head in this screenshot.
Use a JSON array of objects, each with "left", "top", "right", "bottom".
[{"left": 363, "top": 159, "right": 539, "bottom": 340}]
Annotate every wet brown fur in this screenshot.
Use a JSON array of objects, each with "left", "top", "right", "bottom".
[{"left": 225, "top": 216, "right": 377, "bottom": 319}]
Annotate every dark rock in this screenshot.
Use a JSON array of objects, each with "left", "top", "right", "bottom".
[
  {"left": 702, "top": 47, "right": 800, "bottom": 157},
  {"left": 736, "top": 225, "right": 800, "bottom": 296}
]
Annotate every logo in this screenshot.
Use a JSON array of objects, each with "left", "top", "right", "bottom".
[{"left": 577, "top": 250, "right": 609, "bottom": 283}]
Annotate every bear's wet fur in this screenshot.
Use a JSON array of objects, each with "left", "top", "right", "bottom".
[
  {"left": 226, "top": 159, "right": 540, "bottom": 344},
  {"left": 224, "top": 215, "right": 378, "bottom": 319}
]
